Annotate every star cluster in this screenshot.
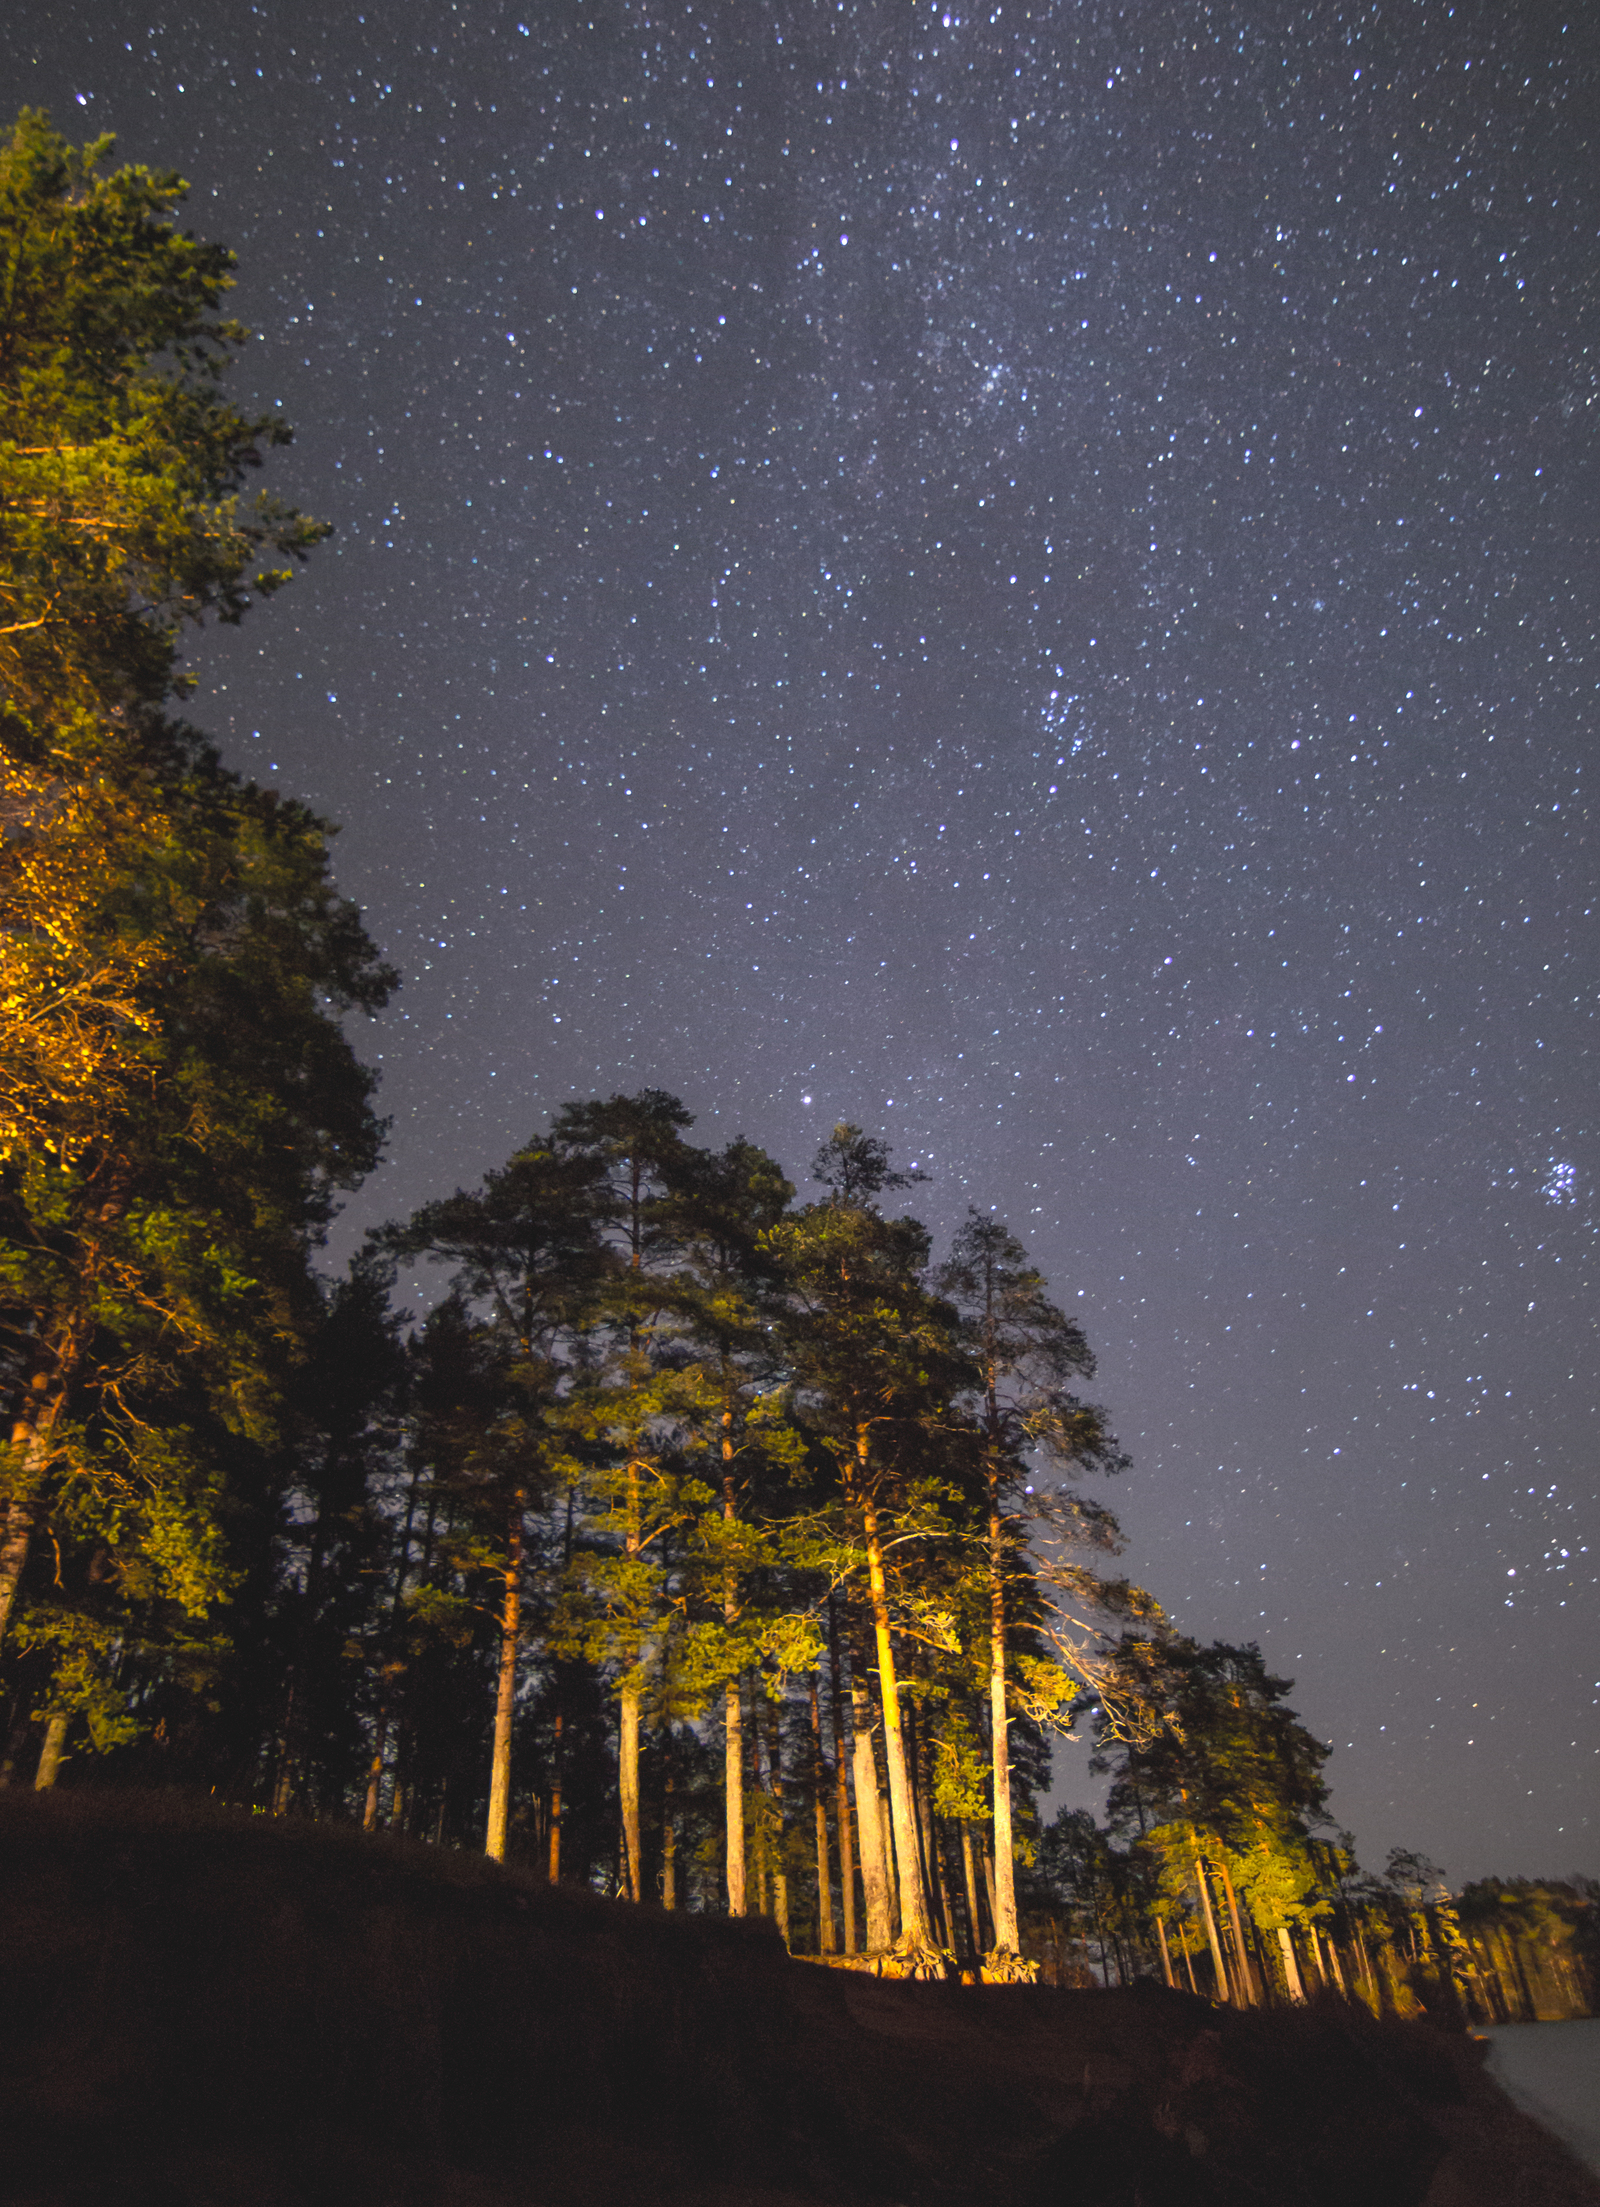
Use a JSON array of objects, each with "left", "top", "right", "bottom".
[{"left": 11, "top": 0, "right": 1596, "bottom": 1879}]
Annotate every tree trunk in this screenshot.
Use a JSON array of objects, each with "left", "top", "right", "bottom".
[
  {"left": 907, "top": 1696, "right": 947, "bottom": 1949},
  {"left": 34, "top": 1710, "right": 68, "bottom": 1790},
  {"left": 721, "top": 1414, "right": 746, "bottom": 1915},
  {"left": 986, "top": 1452, "right": 1020, "bottom": 1953},
  {"left": 809, "top": 1675, "right": 835, "bottom": 1953},
  {"left": 619, "top": 1681, "right": 642, "bottom": 1900},
  {"left": 617, "top": 1455, "right": 646, "bottom": 1902},
  {"left": 661, "top": 1751, "right": 677, "bottom": 1911},
  {"left": 1218, "top": 1857, "right": 1258, "bottom": 2004},
  {"left": 961, "top": 1823, "right": 985, "bottom": 1953},
  {"left": 1156, "top": 1916, "right": 1176, "bottom": 1988},
  {"left": 879, "top": 1769, "right": 900, "bottom": 1934},
  {"left": 932, "top": 1833, "right": 958, "bottom": 1960},
  {"left": 0, "top": 1397, "right": 61, "bottom": 1648},
  {"left": 859, "top": 1485, "right": 932, "bottom": 1951},
  {"left": 485, "top": 1490, "right": 524, "bottom": 1862},
  {"left": 1195, "top": 1852, "right": 1230, "bottom": 2001},
  {"left": 827, "top": 1601, "right": 857, "bottom": 1954},
  {"left": 361, "top": 1713, "right": 388, "bottom": 1832},
  {"left": 1278, "top": 1926, "right": 1306, "bottom": 2001},
  {"left": 767, "top": 1690, "right": 790, "bottom": 1946},
  {"left": 547, "top": 1700, "right": 565, "bottom": 1880},
  {"left": 1322, "top": 1932, "right": 1347, "bottom": 1995},
  {"left": 724, "top": 1673, "right": 746, "bottom": 1914},
  {"left": 849, "top": 1676, "right": 894, "bottom": 1949}
]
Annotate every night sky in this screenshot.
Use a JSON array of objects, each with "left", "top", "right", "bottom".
[{"left": 10, "top": 0, "right": 1595, "bottom": 1884}]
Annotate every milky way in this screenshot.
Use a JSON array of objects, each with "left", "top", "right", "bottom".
[{"left": 11, "top": 0, "right": 1596, "bottom": 1880}]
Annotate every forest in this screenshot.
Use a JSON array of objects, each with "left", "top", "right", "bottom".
[{"left": 0, "top": 109, "right": 1592, "bottom": 2030}]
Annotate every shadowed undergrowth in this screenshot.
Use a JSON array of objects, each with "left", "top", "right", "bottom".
[{"left": 2, "top": 1789, "right": 1596, "bottom": 2207}]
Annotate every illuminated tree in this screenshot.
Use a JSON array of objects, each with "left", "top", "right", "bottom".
[
  {"left": 0, "top": 111, "right": 326, "bottom": 1162},
  {"left": 0, "top": 759, "right": 391, "bottom": 1762},
  {"left": 0, "top": 113, "right": 389, "bottom": 1775},
  {"left": 764, "top": 1126, "right": 970, "bottom": 1969},
  {"left": 935, "top": 1209, "right": 1125, "bottom": 1965},
  {"left": 665, "top": 1136, "right": 797, "bottom": 1917}
]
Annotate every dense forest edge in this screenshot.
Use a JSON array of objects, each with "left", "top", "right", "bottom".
[{"left": 0, "top": 92, "right": 1593, "bottom": 2062}]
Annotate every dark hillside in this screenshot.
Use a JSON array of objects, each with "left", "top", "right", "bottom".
[{"left": 1, "top": 1792, "right": 1594, "bottom": 2207}]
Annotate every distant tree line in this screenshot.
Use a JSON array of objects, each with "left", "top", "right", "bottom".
[
  {"left": 1025, "top": 1639, "right": 1597, "bottom": 2023},
  {"left": 2, "top": 110, "right": 1592, "bottom": 2006}
]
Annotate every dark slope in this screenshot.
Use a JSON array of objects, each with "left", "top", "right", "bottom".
[{"left": 1, "top": 1791, "right": 1594, "bottom": 2207}]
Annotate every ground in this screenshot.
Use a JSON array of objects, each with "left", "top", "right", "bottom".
[{"left": 2, "top": 1790, "right": 1595, "bottom": 2207}]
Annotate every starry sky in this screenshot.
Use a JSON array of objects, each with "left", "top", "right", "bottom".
[{"left": 10, "top": 0, "right": 1596, "bottom": 1885}]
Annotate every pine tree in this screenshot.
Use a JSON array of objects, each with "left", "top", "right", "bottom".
[
  {"left": 665, "top": 1136, "right": 796, "bottom": 1916},
  {"left": 935, "top": 1209, "right": 1125, "bottom": 1964},
  {"left": 765, "top": 1126, "right": 968, "bottom": 1970},
  {"left": 376, "top": 1137, "right": 606, "bottom": 1859},
  {"left": 1, "top": 112, "right": 327, "bottom": 1163},
  {"left": 0, "top": 755, "right": 391, "bottom": 1771},
  {"left": 0, "top": 114, "right": 389, "bottom": 1779}
]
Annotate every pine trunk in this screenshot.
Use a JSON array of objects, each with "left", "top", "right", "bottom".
[
  {"left": 33, "top": 1711, "right": 68, "bottom": 1790},
  {"left": 724, "top": 1673, "right": 746, "bottom": 1914},
  {"left": 619, "top": 1681, "right": 642, "bottom": 1900},
  {"left": 1195, "top": 1850, "right": 1231, "bottom": 2000},
  {"left": 547, "top": 1701, "right": 564, "bottom": 1881},
  {"left": 849, "top": 1677, "right": 894, "bottom": 1949},
  {"left": 721, "top": 1414, "right": 746, "bottom": 1915},
  {"left": 485, "top": 1491, "right": 524, "bottom": 1861},
  {"left": 1218, "top": 1857, "right": 1259, "bottom": 2004},
  {"left": 1156, "top": 1916, "right": 1176, "bottom": 1988},
  {"left": 767, "top": 1691, "right": 790, "bottom": 1946},
  {"left": 1315, "top": 1933, "right": 1341, "bottom": 2003},
  {"left": 0, "top": 1404, "right": 59, "bottom": 1647},
  {"left": 986, "top": 1453, "right": 1020, "bottom": 1953},
  {"left": 661, "top": 1754, "right": 677, "bottom": 1910},
  {"left": 827, "top": 1603, "right": 857, "bottom": 1954},
  {"left": 361, "top": 1713, "right": 388, "bottom": 1832},
  {"left": 809, "top": 1675, "right": 836, "bottom": 1952},
  {"left": 617, "top": 1453, "right": 646, "bottom": 1902},
  {"left": 961, "top": 1823, "right": 985, "bottom": 1953},
  {"left": 1278, "top": 1926, "right": 1306, "bottom": 2001},
  {"left": 859, "top": 1486, "right": 932, "bottom": 1951}
]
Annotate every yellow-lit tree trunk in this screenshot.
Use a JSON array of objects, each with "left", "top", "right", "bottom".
[
  {"left": 1195, "top": 1848, "right": 1231, "bottom": 2000},
  {"left": 547, "top": 1704, "right": 564, "bottom": 1881},
  {"left": 485, "top": 1490, "right": 524, "bottom": 1862},
  {"left": 619, "top": 1682, "right": 642, "bottom": 1901},
  {"left": 1278, "top": 1926, "right": 1306, "bottom": 2000},
  {"left": 617, "top": 1454, "right": 646, "bottom": 1902},
  {"left": 859, "top": 1482, "right": 933, "bottom": 1952},
  {"left": 827, "top": 1601, "right": 858, "bottom": 1954},
  {"left": 1156, "top": 1917, "right": 1176, "bottom": 1988},
  {"left": 961, "top": 1823, "right": 985, "bottom": 1952},
  {"left": 33, "top": 1710, "right": 68, "bottom": 1789},
  {"left": 809, "top": 1676, "right": 836, "bottom": 1953},
  {"left": 0, "top": 1382, "right": 69, "bottom": 1648},
  {"left": 1218, "top": 1857, "right": 1259, "bottom": 2004},
  {"left": 722, "top": 1414, "right": 746, "bottom": 1915},
  {"left": 986, "top": 1452, "right": 1020, "bottom": 1954},
  {"left": 849, "top": 1676, "right": 894, "bottom": 1948}
]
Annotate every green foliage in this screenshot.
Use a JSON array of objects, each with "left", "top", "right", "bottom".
[
  {"left": 0, "top": 110, "right": 326, "bottom": 731},
  {"left": 0, "top": 113, "right": 391, "bottom": 1782}
]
